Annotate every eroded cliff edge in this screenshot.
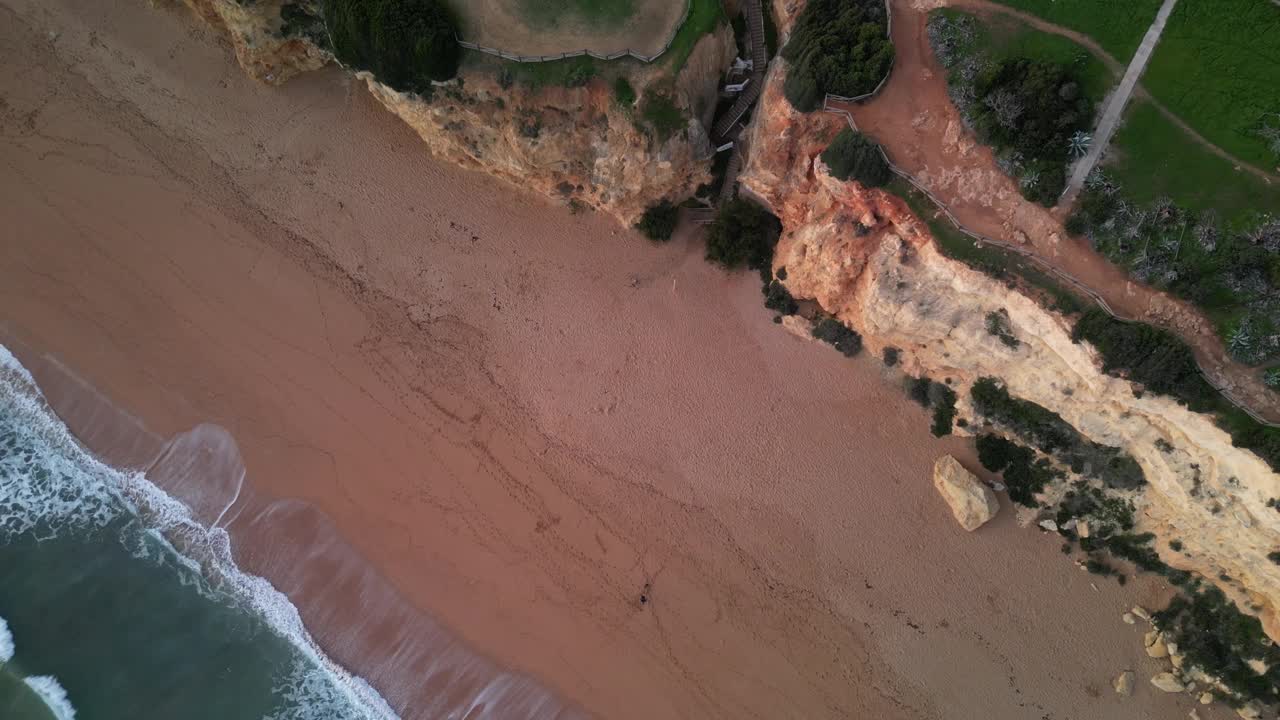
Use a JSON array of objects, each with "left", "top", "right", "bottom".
[
  {"left": 741, "top": 56, "right": 1280, "bottom": 649},
  {"left": 173, "top": 0, "right": 732, "bottom": 225}
]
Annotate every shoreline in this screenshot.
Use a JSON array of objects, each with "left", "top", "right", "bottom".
[
  {"left": 0, "top": 0, "right": 1230, "bottom": 716},
  {"left": 0, "top": 340, "right": 573, "bottom": 718}
]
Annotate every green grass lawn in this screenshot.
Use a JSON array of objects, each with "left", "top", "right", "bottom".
[
  {"left": 1107, "top": 101, "right": 1280, "bottom": 225},
  {"left": 1090, "top": 99, "right": 1280, "bottom": 337},
  {"left": 664, "top": 0, "right": 724, "bottom": 71},
  {"left": 938, "top": 8, "right": 1115, "bottom": 100},
  {"left": 1142, "top": 0, "right": 1280, "bottom": 170},
  {"left": 518, "top": 0, "right": 636, "bottom": 29},
  {"left": 989, "top": 0, "right": 1163, "bottom": 61}
]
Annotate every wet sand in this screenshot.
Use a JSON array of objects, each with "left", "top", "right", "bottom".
[{"left": 0, "top": 0, "right": 1225, "bottom": 717}]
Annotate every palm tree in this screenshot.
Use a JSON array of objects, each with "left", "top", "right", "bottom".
[{"left": 1068, "top": 131, "right": 1092, "bottom": 158}]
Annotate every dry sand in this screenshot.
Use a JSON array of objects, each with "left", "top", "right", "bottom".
[{"left": 0, "top": 0, "right": 1229, "bottom": 717}]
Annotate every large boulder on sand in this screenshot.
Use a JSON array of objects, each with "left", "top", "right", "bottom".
[{"left": 933, "top": 455, "right": 999, "bottom": 531}]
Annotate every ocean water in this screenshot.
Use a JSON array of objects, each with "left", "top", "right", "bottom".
[{"left": 0, "top": 349, "right": 396, "bottom": 720}]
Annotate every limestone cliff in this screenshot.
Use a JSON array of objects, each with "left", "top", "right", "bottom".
[
  {"left": 168, "top": 0, "right": 733, "bottom": 224},
  {"left": 176, "top": 0, "right": 331, "bottom": 83},
  {"left": 740, "top": 59, "right": 1280, "bottom": 642}
]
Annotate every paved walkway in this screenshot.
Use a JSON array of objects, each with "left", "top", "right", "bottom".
[{"left": 1060, "top": 0, "right": 1179, "bottom": 206}]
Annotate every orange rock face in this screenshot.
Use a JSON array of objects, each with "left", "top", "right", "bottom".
[
  {"left": 171, "top": 0, "right": 733, "bottom": 225},
  {"left": 742, "top": 58, "right": 1280, "bottom": 649}
]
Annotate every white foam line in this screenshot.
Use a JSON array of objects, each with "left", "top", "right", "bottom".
[
  {"left": 0, "top": 615, "right": 14, "bottom": 664},
  {"left": 24, "top": 676, "right": 77, "bottom": 720},
  {"left": 0, "top": 350, "right": 400, "bottom": 720},
  {"left": 0, "top": 344, "right": 37, "bottom": 389}
]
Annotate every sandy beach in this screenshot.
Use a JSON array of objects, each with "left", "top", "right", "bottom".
[{"left": 0, "top": 0, "right": 1228, "bottom": 717}]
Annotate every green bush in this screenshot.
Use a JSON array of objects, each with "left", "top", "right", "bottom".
[
  {"left": 324, "top": 0, "right": 460, "bottom": 92},
  {"left": 812, "top": 317, "right": 863, "bottom": 357},
  {"left": 928, "top": 10, "right": 1096, "bottom": 207},
  {"left": 971, "top": 377, "right": 1145, "bottom": 489},
  {"left": 635, "top": 201, "right": 677, "bottom": 241},
  {"left": 929, "top": 383, "right": 958, "bottom": 437},
  {"left": 1155, "top": 586, "right": 1280, "bottom": 704},
  {"left": 763, "top": 280, "right": 798, "bottom": 315},
  {"left": 820, "top": 128, "right": 891, "bottom": 187},
  {"left": 882, "top": 347, "right": 901, "bottom": 366},
  {"left": 613, "top": 77, "right": 636, "bottom": 107},
  {"left": 984, "top": 309, "right": 1019, "bottom": 348},
  {"left": 705, "top": 198, "right": 781, "bottom": 275},
  {"left": 781, "top": 0, "right": 893, "bottom": 111},
  {"left": 1072, "top": 310, "right": 1280, "bottom": 473},
  {"left": 907, "top": 376, "right": 933, "bottom": 407},
  {"left": 640, "top": 92, "right": 686, "bottom": 142},
  {"left": 975, "top": 434, "right": 1053, "bottom": 506}
]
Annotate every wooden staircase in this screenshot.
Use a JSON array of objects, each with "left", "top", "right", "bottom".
[{"left": 712, "top": 0, "right": 768, "bottom": 140}]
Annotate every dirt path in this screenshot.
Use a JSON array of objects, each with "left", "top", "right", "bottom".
[
  {"left": 951, "top": 0, "right": 1280, "bottom": 186},
  {"left": 833, "top": 0, "right": 1280, "bottom": 422},
  {"left": 1061, "top": 0, "right": 1178, "bottom": 203}
]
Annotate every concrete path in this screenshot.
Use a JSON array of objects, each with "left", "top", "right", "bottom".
[{"left": 1060, "top": 0, "right": 1179, "bottom": 207}]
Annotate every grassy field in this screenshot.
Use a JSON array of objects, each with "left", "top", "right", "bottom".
[
  {"left": 1108, "top": 101, "right": 1280, "bottom": 224},
  {"left": 936, "top": 8, "right": 1114, "bottom": 100},
  {"left": 1142, "top": 0, "right": 1280, "bottom": 170},
  {"left": 1075, "top": 99, "right": 1280, "bottom": 360},
  {"left": 663, "top": 0, "right": 723, "bottom": 70},
  {"left": 518, "top": 0, "right": 636, "bottom": 29},
  {"left": 989, "top": 0, "right": 1162, "bottom": 61}
]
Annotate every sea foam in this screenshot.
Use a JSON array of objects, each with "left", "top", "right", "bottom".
[
  {"left": 0, "top": 615, "right": 13, "bottom": 664},
  {"left": 24, "top": 676, "right": 77, "bottom": 720},
  {"left": 0, "top": 344, "right": 399, "bottom": 720}
]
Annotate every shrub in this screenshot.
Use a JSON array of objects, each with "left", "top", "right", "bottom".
[
  {"left": 1073, "top": 310, "right": 1280, "bottom": 473},
  {"left": 781, "top": 0, "right": 893, "bottom": 111},
  {"left": 930, "top": 383, "right": 958, "bottom": 437},
  {"left": 971, "top": 377, "right": 1145, "bottom": 489},
  {"left": 820, "top": 128, "right": 891, "bottom": 187},
  {"left": 635, "top": 201, "right": 678, "bottom": 241},
  {"left": 984, "top": 309, "right": 1019, "bottom": 348},
  {"left": 325, "top": 0, "right": 460, "bottom": 92},
  {"left": 928, "top": 11, "right": 1095, "bottom": 208},
  {"left": 812, "top": 317, "right": 863, "bottom": 357},
  {"left": 1072, "top": 310, "right": 1217, "bottom": 409},
  {"left": 641, "top": 92, "right": 686, "bottom": 142},
  {"left": 975, "top": 434, "right": 1053, "bottom": 506},
  {"left": 763, "top": 280, "right": 798, "bottom": 315},
  {"left": 907, "top": 376, "right": 933, "bottom": 407},
  {"left": 705, "top": 198, "right": 781, "bottom": 275},
  {"left": 280, "top": 2, "right": 329, "bottom": 48},
  {"left": 882, "top": 347, "right": 901, "bottom": 367},
  {"left": 1154, "top": 587, "right": 1280, "bottom": 704},
  {"left": 613, "top": 77, "right": 636, "bottom": 107}
]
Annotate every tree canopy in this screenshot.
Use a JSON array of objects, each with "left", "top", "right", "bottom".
[
  {"left": 705, "top": 198, "right": 781, "bottom": 274},
  {"left": 324, "top": 0, "right": 460, "bottom": 92},
  {"left": 781, "top": 0, "right": 893, "bottom": 111},
  {"left": 820, "top": 128, "right": 891, "bottom": 187}
]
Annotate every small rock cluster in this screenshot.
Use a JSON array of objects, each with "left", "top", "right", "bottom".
[{"left": 1116, "top": 606, "right": 1268, "bottom": 719}]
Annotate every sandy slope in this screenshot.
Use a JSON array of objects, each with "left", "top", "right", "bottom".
[{"left": 0, "top": 0, "right": 1229, "bottom": 717}]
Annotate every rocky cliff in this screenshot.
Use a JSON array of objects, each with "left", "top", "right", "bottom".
[
  {"left": 740, "top": 59, "right": 1280, "bottom": 645},
  {"left": 170, "top": 0, "right": 733, "bottom": 224}
]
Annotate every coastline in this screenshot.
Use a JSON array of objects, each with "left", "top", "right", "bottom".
[{"left": 0, "top": 0, "right": 1232, "bottom": 717}]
